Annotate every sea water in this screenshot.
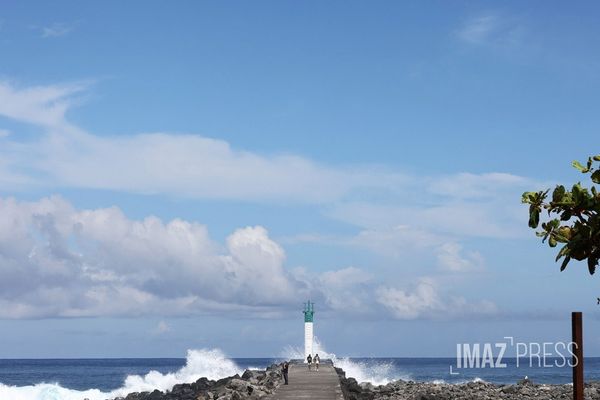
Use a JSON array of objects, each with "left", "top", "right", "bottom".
[{"left": 1, "top": 349, "right": 600, "bottom": 400}]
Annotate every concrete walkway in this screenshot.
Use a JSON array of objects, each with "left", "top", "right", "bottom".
[{"left": 269, "top": 361, "right": 344, "bottom": 400}]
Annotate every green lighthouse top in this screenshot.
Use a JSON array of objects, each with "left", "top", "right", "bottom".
[{"left": 303, "top": 301, "right": 314, "bottom": 322}]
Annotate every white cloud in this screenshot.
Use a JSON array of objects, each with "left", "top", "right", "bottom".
[
  {"left": 0, "top": 80, "right": 537, "bottom": 228},
  {"left": 320, "top": 267, "right": 372, "bottom": 288},
  {"left": 457, "top": 13, "right": 524, "bottom": 47},
  {"left": 428, "top": 172, "right": 529, "bottom": 199},
  {"left": 34, "top": 132, "right": 405, "bottom": 203},
  {"left": 324, "top": 169, "right": 535, "bottom": 242},
  {"left": 0, "top": 81, "right": 85, "bottom": 129},
  {"left": 458, "top": 15, "right": 499, "bottom": 44},
  {"left": 0, "top": 128, "right": 10, "bottom": 137},
  {"left": 328, "top": 199, "right": 529, "bottom": 239},
  {"left": 318, "top": 267, "right": 373, "bottom": 312},
  {"left": 436, "top": 242, "right": 484, "bottom": 272},
  {"left": 0, "top": 196, "right": 309, "bottom": 318},
  {"left": 290, "top": 266, "right": 375, "bottom": 314},
  {"left": 0, "top": 80, "right": 535, "bottom": 322},
  {"left": 0, "top": 196, "right": 406, "bottom": 319},
  {"left": 283, "top": 225, "right": 489, "bottom": 275},
  {"left": 0, "top": 81, "right": 407, "bottom": 204},
  {"left": 281, "top": 225, "right": 443, "bottom": 256},
  {"left": 350, "top": 225, "right": 443, "bottom": 258},
  {"left": 41, "top": 23, "right": 73, "bottom": 38},
  {"left": 376, "top": 278, "right": 497, "bottom": 320}
]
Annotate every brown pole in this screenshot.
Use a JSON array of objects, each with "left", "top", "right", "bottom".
[{"left": 572, "top": 311, "right": 584, "bottom": 400}]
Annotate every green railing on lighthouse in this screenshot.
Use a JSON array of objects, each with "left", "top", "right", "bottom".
[{"left": 303, "top": 301, "right": 314, "bottom": 323}]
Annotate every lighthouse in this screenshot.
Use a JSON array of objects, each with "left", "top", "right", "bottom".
[{"left": 303, "top": 301, "right": 314, "bottom": 361}]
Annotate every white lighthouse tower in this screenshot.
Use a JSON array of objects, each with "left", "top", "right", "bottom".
[{"left": 303, "top": 301, "right": 314, "bottom": 362}]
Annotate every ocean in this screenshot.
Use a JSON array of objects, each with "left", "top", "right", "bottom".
[{"left": 1, "top": 349, "right": 600, "bottom": 400}]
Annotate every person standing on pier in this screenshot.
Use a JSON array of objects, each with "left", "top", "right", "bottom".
[
  {"left": 307, "top": 354, "right": 312, "bottom": 370},
  {"left": 282, "top": 362, "right": 289, "bottom": 385},
  {"left": 314, "top": 354, "right": 320, "bottom": 371}
]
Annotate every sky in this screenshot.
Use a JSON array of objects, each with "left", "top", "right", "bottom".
[{"left": 0, "top": 1, "right": 600, "bottom": 358}]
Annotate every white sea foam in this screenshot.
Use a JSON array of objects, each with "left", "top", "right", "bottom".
[
  {"left": 436, "top": 376, "right": 487, "bottom": 385},
  {"left": 281, "top": 337, "right": 408, "bottom": 386},
  {"left": 0, "top": 348, "right": 242, "bottom": 400},
  {"left": 333, "top": 358, "right": 403, "bottom": 386}
]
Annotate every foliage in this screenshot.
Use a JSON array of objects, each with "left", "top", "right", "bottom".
[{"left": 522, "top": 155, "right": 600, "bottom": 274}]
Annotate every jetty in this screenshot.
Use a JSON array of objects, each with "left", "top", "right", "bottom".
[{"left": 269, "top": 360, "right": 343, "bottom": 400}]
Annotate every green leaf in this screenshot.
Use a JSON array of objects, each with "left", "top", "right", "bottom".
[
  {"left": 560, "top": 210, "right": 572, "bottom": 221},
  {"left": 521, "top": 192, "right": 535, "bottom": 203},
  {"left": 592, "top": 170, "right": 600, "bottom": 184},
  {"left": 523, "top": 154, "right": 600, "bottom": 279},
  {"left": 529, "top": 209, "right": 540, "bottom": 228},
  {"left": 573, "top": 160, "right": 588, "bottom": 172},
  {"left": 556, "top": 244, "right": 570, "bottom": 261},
  {"left": 588, "top": 257, "right": 597, "bottom": 275},
  {"left": 552, "top": 185, "right": 566, "bottom": 202},
  {"left": 560, "top": 256, "right": 571, "bottom": 271}
]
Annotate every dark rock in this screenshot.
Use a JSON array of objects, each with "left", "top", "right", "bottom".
[
  {"left": 192, "top": 377, "right": 214, "bottom": 392},
  {"left": 146, "top": 390, "right": 164, "bottom": 400},
  {"left": 112, "top": 362, "right": 286, "bottom": 400},
  {"left": 336, "top": 376, "right": 595, "bottom": 400}
]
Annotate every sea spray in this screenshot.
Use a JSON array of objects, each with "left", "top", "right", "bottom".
[
  {"left": 0, "top": 383, "right": 107, "bottom": 400},
  {"left": 281, "top": 337, "right": 406, "bottom": 386},
  {"left": 0, "top": 348, "right": 242, "bottom": 400},
  {"left": 111, "top": 348, "right": 241, "bottom": 397},
  {"left": 334, "top": 358, "right": 401, "bottom": 386}
]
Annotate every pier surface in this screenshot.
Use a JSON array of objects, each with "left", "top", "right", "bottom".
[{"left": 269, "top": 360, "right": 344, "bottom": 400}]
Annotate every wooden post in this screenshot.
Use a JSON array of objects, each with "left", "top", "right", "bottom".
[{"left": 572, "top": 311, "right": 583, "bottom": 400}]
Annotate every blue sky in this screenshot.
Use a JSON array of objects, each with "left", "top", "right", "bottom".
[{"left": 1, "top": 1, "right": 600, "bottom": 358}]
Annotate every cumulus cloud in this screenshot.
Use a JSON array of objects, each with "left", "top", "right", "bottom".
[
  {"left": 0, "top": 80, "right": 528, "bottom": 320},
  {"left": 0, "top": 196, "right": 407, "bottom": 319},
  {"left": 318, "top": 267, "right": 373, "bottom": 312},
  {"left": 0, "top": 196, "right": 308, "bottom": 318},
  {"left": 289, "top": 266, "right": 375, "bottom": 315},
  {"left": 376, "top": 278, "right": 497, "bottom": 320},
  {"left": 436, "top": 242, "right": 484, "bottom": 272}
]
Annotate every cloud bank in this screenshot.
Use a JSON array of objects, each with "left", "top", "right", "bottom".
[
  {"left": 0, "top": 196, "right": 302, "bottom": 318},
  {"left": 376, "top": 278, "right": 497, "bottom": 320},
  {"left": 0, "top": 196, "right": 497, "bottom": 320},
  {"left": 0, "top": 80, "right": 521, "bottom": 320}
]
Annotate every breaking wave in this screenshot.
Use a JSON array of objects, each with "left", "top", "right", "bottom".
[
  {"left": 0, "top": 348, "right": 242, "bottom": 400},
  {"left": 282, "top": 337, "right": 408, "bottom": 386}
]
